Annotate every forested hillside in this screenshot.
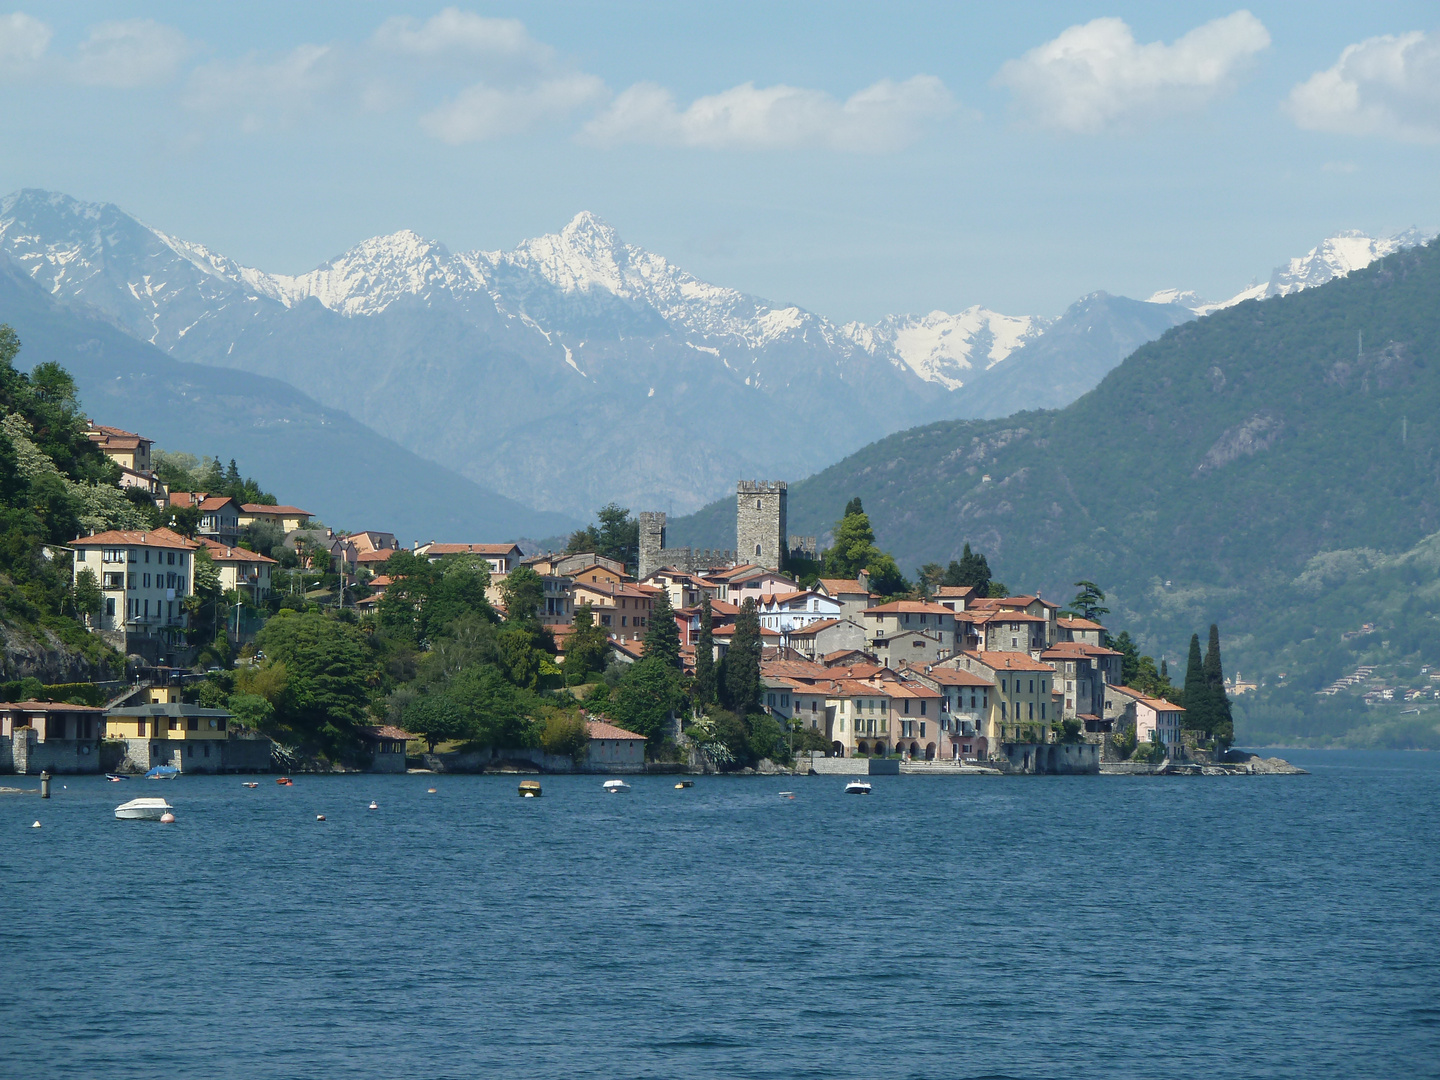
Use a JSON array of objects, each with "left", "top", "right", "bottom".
[{"left": 672, "top": 239, "right": 1440, "bottom": 744}]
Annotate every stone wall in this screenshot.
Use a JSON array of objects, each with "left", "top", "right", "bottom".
[
  {"left": 8, "top": 730, "right": 103, "bottom": 774},
  {"left": 117, "top": 735, "right": 275, "bottom": 774},
  {"left": 991, "top": 741, "right": 1099, "bottom": 775},
  {"left": 636, "top": 510, "right": 737, "bottom": 579}
]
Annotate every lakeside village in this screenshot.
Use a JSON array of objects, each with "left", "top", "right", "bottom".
[{"left": 2, "top": 416, "right": 1301, "bottom": 780}]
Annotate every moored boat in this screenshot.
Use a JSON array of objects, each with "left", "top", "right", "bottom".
[
  {"left": 105, "top": 773, "right": 128, "bottom": 782},
  {"left": 276, "top": 777, "right": 293, "bottom": 786},
  {"left": 115, "top": 797, "right": 173, "bottom": 821},
  {"left": 518, "top": 779, "right": 542, "bottom": 798},
  {"left": 242, "top": 782, "right": 259, "bottom": 788},
  {"left": 144, "top": 765, "right": 179, "bottom": 780},
  {"left": 674, "top": 780, "right": 693, "bottom": 789},
  {"left": 602, "top": 779, "right": 631, "bottom": 794},
  {"left": 844, "top": 780, "right": 872, "bottom": 795}
]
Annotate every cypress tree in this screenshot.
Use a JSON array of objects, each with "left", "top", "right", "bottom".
[
  {"left": 1182, "top": 633, "right": 1208, "bottom": 733},
  {"left": 724, "top": 597, "right": 762, "bottom": 715},
  {"left": 1202, "top": 623, "right": 1233, "bottom": 746},
  {"left": 643, "top": 587, "right": 680, "bottom": 669},
  {"left": 693, "top": 596, "right": 715, "bottom": 704}
]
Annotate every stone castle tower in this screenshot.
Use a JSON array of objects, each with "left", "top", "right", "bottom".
[
  {"left": 637, "top": 511, "right": 667, "bottom": 580},
  {"left": 736, "top": 481, "right": 787, "bottom": 572}
]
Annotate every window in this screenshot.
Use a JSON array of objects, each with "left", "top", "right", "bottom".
[
  {"left": 920, "top": 722, "right": 926, "bottom": 737},
  {"left": 1041, "top": 704, "right": 1047, "bottom": 720},
  {"left": 904, "top": 699, "right": 910, "bottom": 714},
  {"left": 921, "top": 701, "right": 927, "bottom": 715},
  {"left": 1028, "top": 702, "right": 1034, "bottom": 721},
  {"left": 137, "top": 718, "right": 146, "bottom": 736},
  {"left": 1029, "top": 680, "right": 1034, "bottom": 693},
  {"left": 143, "top": 573, "right": 150, "bottom": 588},
  {"left": 755, "top": 544, "right": 762, "bottom": 556},
  {"left": 168, "top": 552, "right": 175, "bottom": 565},
  {"left": 144, "top": 550, "right": 150, "bottom": 563},
  {"left": 105, "top": 597, "right": 115, "bottom": 616}
]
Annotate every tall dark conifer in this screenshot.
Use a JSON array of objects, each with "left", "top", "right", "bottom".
[
  {"left": 693, "top": 596, "right": 716, "bottom": 704},
  {"left": 1202, "top": 623, "right": 1233, "bottom": 745},
  {"left": 724, "top": 597, "right": 762, "bottom": 715},
  {"left": 1182, "top": 633, "right": 1208, "bottom": 733},
  {"left": 643, "top": 588, "right": 680, "bottom": 669}
]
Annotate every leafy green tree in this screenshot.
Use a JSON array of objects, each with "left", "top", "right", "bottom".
[
  {"left": 497, "top": 626, "right": 545, "bottom": 690},
  {"left": 844, "top": 497, "right": 864, "bottom": 517},
  {"left": 916, "top": 562, "right": 946, "bottom": 597},
  {"left": 255, "top": 610, "right": 372, "bottom": 752},
  {"left": 446, "top": 663, "right": 536, "bottom": 748},
  {"left": 538, "top": 708, "right": 590, "bottom": 760},
  {"left": 500, "top": 565, "right": 545, "bottom": 624},
  {"left": 562, "top": 603, "right": 610, "bottom": 682},
  {"left": 1062, "top": 580, "right": 1110, "bottom": 622},
  {"left": 947, "top": 543, "right": 993, "bottom": 595},
  {"left": 72, "top": 568, "right": 102, "bottom": 627},
  {"left": 722, "top": 597, "right": 762, "bottom": 714},
  {"left": 609, "top": 655, "right": 685, "bottom": 744},
  {"left": 825, "top": 504, "right": 878, "bottom": 579},
  {"left": 693, "top": 596, "right": 716, "bottom": 705},
  {"left": 226, "top": 692, "right": 273, "bottom": 731},
  {"left": 566, "top": 502, "right": 640, "bottom": 571},
  {"left": 643, "top": 587, "right": 680, "bottom": 669},
  {"left": 167, "top": 504, "right": 202, "bottom": 538},
  {"left": 401, "top": 692, "right": 468, "bottom": 752},
  {"left": 748, "top": 713, "right": 786, "bottom": 763}
]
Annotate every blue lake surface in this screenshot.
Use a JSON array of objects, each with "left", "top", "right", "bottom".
[{"left": 2, "top": 750, "right": 1438, "bottom": 1080}]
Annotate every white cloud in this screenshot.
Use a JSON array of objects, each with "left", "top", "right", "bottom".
[
  {"left": 994, "top": 11, "right": 1270, "bottom": 133},
  {"left": 581, "top": 75, "right": 955, "bottom": 152},
  {"left": 372, "top": 8, "right": 549, "bottom": 67},
  {"left": 185, "top": 45, "right": 341, "bottom": 131},
  {"left": 72, "top": 19, "right": 190, "bottom": 87},
  {"left": 421, "top": 73, "right": 606, "bottom": 143},
  {"left": 0, "top": 11, "right": 51, "bottom": 74},
  {"left": 1286, "top": 31, "right": 1440, "bottom": 143}
]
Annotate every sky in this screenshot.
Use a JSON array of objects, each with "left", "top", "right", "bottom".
[{"left": 1, "top": 2, "right": 1437, "bottom": 322}]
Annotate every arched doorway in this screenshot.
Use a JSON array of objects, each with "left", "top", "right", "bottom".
[
  {"left": 831, "top": 741, "right": 844, "bottom": 758},
  {"left": 873, "top": 742, "right": 888, "bottom": 757},
  {"left": 909, "top": 741, "right": 920, "bottom": 758},
  {"left": 925, "top": 742, "right": 936, "bottom": 760},
  {"left": 857, "top": 740, "right": 870, "bottom": 756}
]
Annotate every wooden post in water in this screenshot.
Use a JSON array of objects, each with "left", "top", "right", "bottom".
[{"left": 40, "top": 771, "right": 50, "bottom": 799}]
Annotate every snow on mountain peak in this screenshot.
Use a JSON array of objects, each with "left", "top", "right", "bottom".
[{"left": 843, "top": 306, "right": 1048, "bottom": 390}]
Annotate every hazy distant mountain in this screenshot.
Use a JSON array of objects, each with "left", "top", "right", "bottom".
[
  {"left": 0, "top": 252, "right": 579, "bottom": 544},
  {"left": 1, "top": 188, "right": 1427, "bottom": 517}
]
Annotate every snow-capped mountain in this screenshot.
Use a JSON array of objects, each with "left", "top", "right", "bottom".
[
  {"left": 1147, "top": 228, "right": 1435, "bottom": 314},
  {"left": 0, "top": 187, "right": 1428, "bottom": 519}
]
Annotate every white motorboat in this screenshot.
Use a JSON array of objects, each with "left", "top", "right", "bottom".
[
  {"left": 844, "top": 780, "right": 872, "bottom": 795},
  {"left": 115, "top": 797, "right": 174, "bottom": 820},
  {"left": 602, "top": 779, "right": 631, "bottom": 794}
]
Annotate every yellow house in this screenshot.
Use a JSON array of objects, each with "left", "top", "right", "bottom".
[
  {"left": 946, "top": 651, "right": 1056, "bottom": 744},
  {"left": 198, "top": 538, "right": 276, "bottom": 602},
  {"left": 238, "top": 504, "right": 314, "bottom": 532}
]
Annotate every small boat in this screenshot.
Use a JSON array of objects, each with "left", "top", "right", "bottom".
[
  {"left": 144, "top": 765, "right": 179, "bottom": 780},
  {"left": 105, "top": 773, "right": 128, "bottom": 782},
  {"left": 276, "top": 777, "right": 293, "bottom": 786},
  {"left": 519, "top": 779, "right": 542, "bottom": 798},
  {"left": 602, "top": 779, "right": 631, "bottom": 794},
  {"left": 844, "top": 780, "right": 872, "bottom": 795},
  {"left": 674, "top": 780, "right": 693, "bottom": 789},
  {"left": 115, "top": 797, "right": 174, "bottom": 821},
  {"left": 368, "top": 800, "right": 378, "bottom": 810},
  {"left": 779, "top": 791, "right": 795, "bottom": 799},
  {"left": 242, "top": 782, "right": 259, "bottom": 789}
]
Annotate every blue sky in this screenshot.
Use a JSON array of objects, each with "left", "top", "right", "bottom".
[{"left": 2, "top": 2, "right": 1437, "bottom": 321}]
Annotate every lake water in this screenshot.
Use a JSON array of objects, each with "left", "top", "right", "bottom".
[{"left": 2, "top": 750, "right": 1437, "bottom": 1079}]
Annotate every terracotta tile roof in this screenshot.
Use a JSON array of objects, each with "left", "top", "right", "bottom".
[
  {"left": 761, "top": 659, "right": 830, "bottom": 680},
  {"left": 1057, "top": 617, "right": 1106, "bottom": 630},
  {"left": 87, "top": 423, "right": 144, "bottom": 441},
  {"left": 194, "top": 495, "right": 238, "bottom": 512},
  {"left": 356, "top": 550, "right": 394, "bottom": 564},
  {"left": 1108, "top": 685, "right": 1184, "bottom": 711},
  {"left": 865, "top": 601, "right": 956, "bottom": 615},
  {"left": 167, "top": 492, "right": 205, "bottom": 509},
  {"left": 816, "top": 578, "right": 869, "bottom": 594},
  {"left": 356, "top": 724, "right": 417, "bottom": 741},
  {"left": 241, "top": 504, "right": 313, "bottom": 517},
  {"left": 424, "top": 543, "right": 521, "bottom": 556},
  {"left": 586, "top": 717, "right": 646, "bottom": 741},
  {"left": 1041, "top": 642, "right": 1121, "bottom": 659},
  {"left": 783, "top": 618, "right": 842, "bottom": 636},
  {"left": 71, "top": 527, "right": 197, "bottom": 551},
  {"left": 958, "top": 650, "right": 1055, "bottom": 672},
  {"left": 198, "top": 538, "right": 277, "bottom": 564},
  {"left": 933, "top": 586, "right": 974, "bottom": 598},
  {"left": 3, "top": 699, "right": 107, "bottom": 712},
  {"left": 899, "top": 662, "right": 992, "bottom": 687},
  {"left": 822, "top": 648, "right": 874, "bottom": 663},
  {"left": 368, "top": 575, "right": 394, "bottom": 588}
]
